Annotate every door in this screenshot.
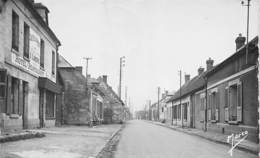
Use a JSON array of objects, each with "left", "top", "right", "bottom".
[
  {"left": 22, "top": 81, "right": 28, "bottom": 129},
  {"left": 39, "top": 89, "right": 44, "bottom": 128}
]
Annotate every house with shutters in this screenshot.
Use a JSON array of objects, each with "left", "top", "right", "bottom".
[
  {"left": 197, "top": 35, "right": 259, "bottom": 143},
  {"left": 0, "top": 0, "right": 61, "bottom": 133}
]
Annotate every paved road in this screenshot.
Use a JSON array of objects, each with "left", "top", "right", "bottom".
[{"left": 115, "top": 120, "right": 257, "bottom": 158}]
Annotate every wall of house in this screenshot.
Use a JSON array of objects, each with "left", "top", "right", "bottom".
[
  {"left": 63, "top": 81, "right": 90, "bottom": 125},
  {"left": 0, "top": 0, "right": 58, "bottom": 131},
  {"left": 206, "top": 51, "right": 258, "bottom": 142},
  {"left": 172, "top": 96, "right": 191, "bottom": 127}
]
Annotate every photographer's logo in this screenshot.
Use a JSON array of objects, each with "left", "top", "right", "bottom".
[{"left": 226, "top": 131, "right": 248, "bottom": 156}]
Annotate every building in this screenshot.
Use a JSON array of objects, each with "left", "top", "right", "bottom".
[
  {"left": 0, "top": 0, "right": 61, "bottom": 133},
  {"left": 97, "top": 76, "right": 125, "bottom": 124},
  {"left": 57, "top": 55, "right": 91, "bottom": 125},
  {"left": 195, "top": 36, "right": 259, "bottom": 143}
]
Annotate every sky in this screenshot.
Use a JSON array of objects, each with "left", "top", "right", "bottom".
[{"left": 36, "top": 0, "right": 259, "bottom": 111}]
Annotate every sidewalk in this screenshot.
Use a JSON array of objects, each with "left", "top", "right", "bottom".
[
  {"left": 148, "top": 121, "right": 258, "bottom": 155},
  {"left": 0, "top": 124, "right": 122, "bottom": 158}
]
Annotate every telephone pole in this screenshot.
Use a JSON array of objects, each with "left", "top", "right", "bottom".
[
  {"left": 119, "top": 56, "right": 125, "bottom": 99},
  {"left": 157, "top": 87, "right": 160, "bottom": 121},
  {"left": 241, "top": 0, "right": 251, "bottom": 64},
  {"left": 83, "top": 57, "right": 92, "bottom": 86},
  {"left": 125, "top": 86, "right": 128, "bottom": 106},
  {"left": 179, "top": 70, "right": 183, "bottom": 128}
]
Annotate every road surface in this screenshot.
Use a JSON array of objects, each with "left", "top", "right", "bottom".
[{"left": 114, "top": 120, "right": 257, "bottom": 158}]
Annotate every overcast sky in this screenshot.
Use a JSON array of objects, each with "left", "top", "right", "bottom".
[{"left": 36, "top": 0, "right": 259, "bottom": 111}]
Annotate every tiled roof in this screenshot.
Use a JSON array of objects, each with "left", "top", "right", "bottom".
[
  {"left": 206, "top": 36, "right": 258, "bottom": 77},
  {"left": 167, "top": 72, "right": 206, "bottom": 103},
  {"left": 58, "top": 67, "right": 86, "bottom": 86}
]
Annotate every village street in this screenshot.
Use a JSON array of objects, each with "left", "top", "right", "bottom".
[
  {"left": 0, "top": 124, "right": 121, "bottom": 158},
  {"left": 114, "top": 120, "right": 257, "bottom": 158}
]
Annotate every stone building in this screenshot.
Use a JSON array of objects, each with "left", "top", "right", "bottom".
[
  {"left": 57, "top": 55, "right": 91, "bottom": 125},
  {"left": 0, "top": 0, "right": 61, "bottom": 133}
]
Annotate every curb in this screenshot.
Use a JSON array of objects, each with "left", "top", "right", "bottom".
[
  {"left": 95, "top": 124, "right": 125, "bottom": 158},
  {"left": 148, "top": 121, "right": 258, "bottom": 155},
  {"left": 0, "top": 131, "right": 45, "bottom": 143}
]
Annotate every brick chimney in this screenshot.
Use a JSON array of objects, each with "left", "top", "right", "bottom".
[
  {"left": 102, "top": 75, "right": 107, "bottom": 84},
  {"left": 198, "top": 67, "right": 204, "bottom": 75},
  {"left": 75, "top": 66, "right": 83, "bottom": 74},
  {"left": 206, "top": 58, "right": 214, "bottom": 71},
  {"left": 33, "top": 3, "right": 49, "bottom": 25},
  {"left": 185, "top": 74, "right": 190, "bottom": 83},
  {"left": 235, "top": 33, "right": 246, "bottom": 51}
]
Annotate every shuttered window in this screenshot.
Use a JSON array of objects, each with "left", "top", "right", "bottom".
[
  {"left": 23, "top": 22, "right": 30, "bottom": 59},
  {"left": 40, "top": 39, "right": 45, "bottom": 68},
  {"left": 12, "top": 11, "right": 19, "bottom": 51},
  {"left": 225, "top": 80, "right": 243, "bottom": 123}
]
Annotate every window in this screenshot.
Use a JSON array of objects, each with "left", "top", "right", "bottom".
[
  {"left": 12, "top": 11, "right": 19, "bottom": 51},
  {"left": 52, "top": 51, "right": 55, "bottom": 75},
  {"left": 225, "top": 80, "right": 243, "bottom": 122},
  {"left": 23, "top": 22, "right": 30, "bottom": 59},
  {"left": 183, "top": 103, "right": 188, "bottom": 121},
  {"left": 177, "top": 104, "right": 181, "bottom": 120},
  {"left": 229, "top": 85, "right": 238, "bottom": 121},
  {"left": 46, "top": 90, "right": 55, "bottom": 119},
  {"left": 40, "top": 39, "right": 45, "bottom": 68},
  {"left": 210, "top": 92, "right": 217, "bottom": 120}
]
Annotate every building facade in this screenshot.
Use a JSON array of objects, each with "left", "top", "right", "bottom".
[
  {"left": 0, "top": 0, "right": 60, "bottom": 133},
  {"left": 195, "top": 36, "right": 259, "bottom": 143}
]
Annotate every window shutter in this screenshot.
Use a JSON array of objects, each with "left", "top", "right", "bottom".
[
  {"left": 225, "top": 107, "right": 229, "bottom": 121},
  {"left": 225, "top": 87, "right": 229, "bottom": 107},
  {"left": 215, "top": 109, "right": 219, "bottom": 121},
  {"left": 237, "top": 82, "right": 243, "bottom": 122},
  {"left": 6, "top": 75, "right": 12, "bottom": 114},
  {"left": 208, "top": 109, "right": 211, "bottom": 121}
]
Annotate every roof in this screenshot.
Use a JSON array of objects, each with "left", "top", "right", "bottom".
[
  {"left": 58, "top": 54, "right": 73, "bottom": 68},
  {"left": 21, "top": 0, "right": 61, "bottom": 46},
  {"left": 167, "top": 72, "right": 206, "bottom": 103},
  {"left": 58, "top": 67, "right": 86, "bottom": 87},
  {"left": 206, "top": 36, "right": 258, "bottom": 77}
]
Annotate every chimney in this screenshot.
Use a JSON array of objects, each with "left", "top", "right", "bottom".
[
  {"left": 206, "top": 58, "right": 214, "bottom": 71},
  {"left": 235, "top": 33, "right": 246, "bottom": 51},
  {"left": 185, "top": 74, "right": 190, "bottom": 83},
  {"left": 33, "top": 3, "right": 49, "bottom": 25},
  {"left": 102, "top": 75, "right": 107, "bottom": 84},
  {"left": 75, "top": 66, "right": 83, "bottom": 74},
  {"left": 198, "top": 67, "right": 204, "bottom": 75}
]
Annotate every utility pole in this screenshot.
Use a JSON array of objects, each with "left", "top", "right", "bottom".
[
  {"left": 125, "top": 86, "right": 127, "bottom": 107},
  {"left": 179, "top": 70, "right": 183, "bottom": 128},
  {"left": 241, "top": 0, "right": 251, "bottom": 64},
  {"left": 157, "top": 87, "right": 160, "bottom": 121},
  {"left": 83, "top": 57, "right": 92, "bottom": 126},
  {"left": 83, "top": 57, "right": 92, "bottom": 86},
  {"left": 119, "top": 56, "right": 125, "bottom": 99}
]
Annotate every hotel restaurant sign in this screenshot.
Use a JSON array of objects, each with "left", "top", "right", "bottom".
[{"left": 12, "top": 29, "right": 45, "bottom": 77}]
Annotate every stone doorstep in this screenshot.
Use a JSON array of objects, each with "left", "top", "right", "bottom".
[
  {"left": 0, "top": 131, "right": 45, "bottom": 143},
  {"left": 149, "top": 121, "right": 258, "bottom": 155}
]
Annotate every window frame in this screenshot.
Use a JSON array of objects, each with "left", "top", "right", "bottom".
[
  {"left": 12, "top": 10, "right": 19, "bottom": 52},
  {"left": 23, "top": 22, "right": 30, "bottom": 60}
]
